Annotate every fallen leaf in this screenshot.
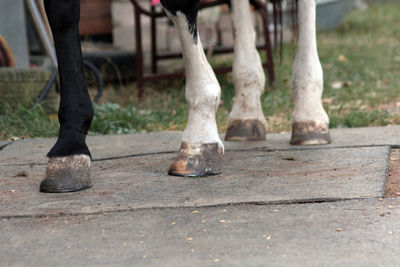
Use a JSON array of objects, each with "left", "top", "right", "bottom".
[
  {"left": 13, "top": 171, "right": 28, "bottom": 178},
  {"left": 339, "top": 54, "right": 347, "bottom": 62},
  {"left": 343, "top": 81, "right": 352, "bottom": 87},
  {"left": 262, "top": 234, "right": 271, "bottom": 240}
]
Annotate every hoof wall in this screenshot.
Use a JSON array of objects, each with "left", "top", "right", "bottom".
[
  {"left": 225, "top": 119, "right": 267, "bottom": 141},
  {"left": 40, "top": 155, "right": 92, "bottom": 193},
  {"left": 290, "top": 121, "right": 331, "bottom": 145},
  {"left": 168, "top": 142, "right": 223, "bottom": 177}
]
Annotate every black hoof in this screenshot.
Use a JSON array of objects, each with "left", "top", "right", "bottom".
[
  {"left": 225, "top": 119, "right": 267, "bottom": 141},
  {"left": 168, "top": 142, "right": 223, "bottom": 177},
  {"left": 290, "top": 121, "right": 331, "bottom": 145},
  {"left": 40, "top": 155, "right": 92, "bottom": 193}
]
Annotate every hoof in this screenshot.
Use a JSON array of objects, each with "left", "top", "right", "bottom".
[
  {"left": 40, "top": 155, "right": 92, "bottom": 193},
  {"left": 290, "top": 121, "right": 331, "bottom": 145},
  {"left": 225, "top": 119, "right": 267, "bottom": 141},
  {"left": 168, "top": 142, "right": 223, "bottom": 177}
]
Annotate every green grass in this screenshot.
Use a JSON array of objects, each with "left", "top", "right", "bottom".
[
  {"left": 1, "top": 2, "right": 400, "bottom": 139},
  {"left": 0, "top": 104, "right": 59, "bottom": 138}
]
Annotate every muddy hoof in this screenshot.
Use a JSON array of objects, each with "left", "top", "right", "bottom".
[
  {"left": 168, "top": 142, "right": 223, "bottom": 177},
  {"left": 225, "top": 119, "right": 267, "bottom": 141},
  {"left": 40, "top": 155, "right": 92, "bottom": 193},
  {"left": 290, "top": 121, "right": 331, "bottom": 145}
]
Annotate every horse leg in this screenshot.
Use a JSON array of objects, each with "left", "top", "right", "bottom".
[
  {"left": 161, "top": 0, "right": 224, "bottom": 176},
  {"left": 290, "top": 0, "right": 331, "bottom": 145},
  {"left": 225, "top": 0, "right": 268, "bottom": 141},
  {"left": 40, "top": 0, "right": 93, "bottom": 192}
]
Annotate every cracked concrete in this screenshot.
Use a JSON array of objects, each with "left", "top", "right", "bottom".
[
  {"left": 0, "top": 127, "right": 399, "bottom": 266},
  {"left": 1, "top": 126, "right": 400, "bottom": 165},
  {"left": 0, "top": 146, "right": 390, "bottom": 218},
  {"left": 1, "top": 199, "right": 399, "bottom": 266},
  {"left": 0, "top": 140, "right": 12, "bottom": 151}
]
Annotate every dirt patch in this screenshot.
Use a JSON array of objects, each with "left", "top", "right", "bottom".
[{"left": 385, "top": 149, "right": 400, "bottom": 198}]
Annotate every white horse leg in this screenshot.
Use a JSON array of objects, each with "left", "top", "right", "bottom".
[
  {"left": 162, "top": 4, "right": 224, "bottom": 176},
  {"left": 225, "top": 0, "right": 268, "bottom": 141},
  {"left": 290, "top": 0, "right": 331, "bottom": 145}
]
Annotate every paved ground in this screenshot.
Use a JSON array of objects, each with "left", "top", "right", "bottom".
[{"left": 1, "top": 126, "right": 399, "bottom": 266}]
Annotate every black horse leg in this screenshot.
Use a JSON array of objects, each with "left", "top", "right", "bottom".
[{"left": 40, "top": 0, "right": 93, "bottom": 193}]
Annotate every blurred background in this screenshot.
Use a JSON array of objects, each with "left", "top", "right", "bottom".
[{"left": 1, "top": 0, "right": 399, "bottom": 140}]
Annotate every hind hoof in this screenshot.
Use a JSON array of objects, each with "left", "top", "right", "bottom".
[
  {"left": 40, "top": 155, "right": 92, "bottom": 193},
  {"left": 168, "top": 142, "right": 223, "bottom": 177},
  {"left": 225, "top": 119, "right": 267, "bottom": 141},
  {"left": 290, "top": 121, "right": 331, "bottom": 145}
]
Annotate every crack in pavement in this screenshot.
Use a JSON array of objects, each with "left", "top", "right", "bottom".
[
  {"left": 0, "top": 196, "right": 376, "bottom": 220},
  {"left": 0, "top": 144, "right": 396, "bottom": 167},
  {"left": 0, "top": 144, "right": 391, "bottom": 220},
  {"left": 0, "top": 141, "right": 13, "bottom": 151}
]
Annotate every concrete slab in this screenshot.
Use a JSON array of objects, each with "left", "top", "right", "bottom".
[
  {"left": 0, "top": 146, "right": 389, "bottom": 217},
  {"left": 0, "top": 131, "right": 181, "bottom": 165},
  {"left": 1, "top": 198, "right": 399, "bottom": 266},
  {"left": 1, "top": 126, "right": 399, "bottom": 166}
]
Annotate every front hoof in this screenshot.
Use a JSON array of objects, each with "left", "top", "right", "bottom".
[
  {"left": 225, "top": 119, "right": 267, "bottom": 141},
  {"left": 290, "top": 121, "right": 331, "bottom": 145},
  {"left": 40, "top": 155, "right": 92, "bottom": 193},
  {"left": 168, "top": 142, "right": 223, "bottom": 177}
]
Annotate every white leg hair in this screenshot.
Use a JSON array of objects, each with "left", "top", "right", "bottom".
[
  {"left": 170, "top": 12, "right": 223, "bottom": 148},
  {"left": 225, "top": 0, "right": 268, "bottom": 141},
  {"left": 291, "top": 0, "right": 331, "bottom": 145},
  {"left": 165, "top": 11, "right": 224, "bottom": 176}
]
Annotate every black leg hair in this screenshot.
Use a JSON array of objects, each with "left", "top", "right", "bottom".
[
  {"left": 44, "top": 0, "right": 93, "bottom": 159},
  {"left": 160, "top": 0, "right": 200, "bottom": 43}
]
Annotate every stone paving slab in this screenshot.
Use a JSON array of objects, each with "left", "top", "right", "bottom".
[
  {"left": 0, "top": 132, "right": 181, "bottom": 165},
  {"left": 0, "top": 146, "right": 389, "bottom": 218},
  {"left": 1, "top": 126, "right": 399, "bottom": 165},
  {"left": 1, "top": 198, "right": 399, "bottom": 266}
]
